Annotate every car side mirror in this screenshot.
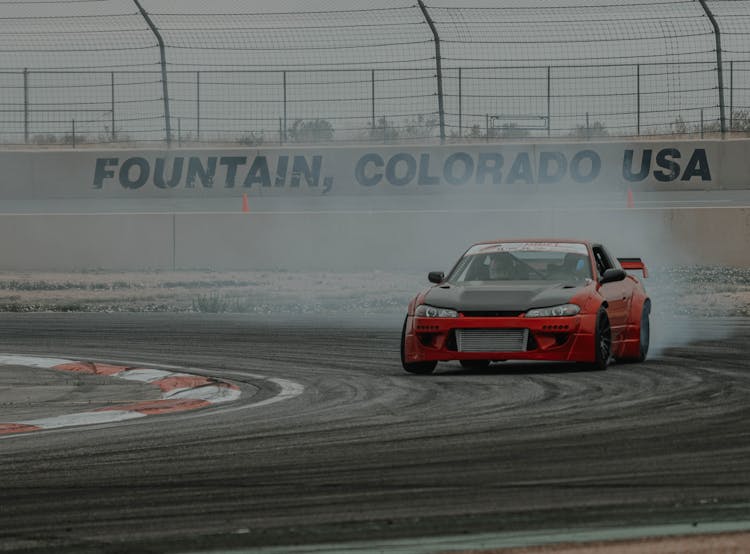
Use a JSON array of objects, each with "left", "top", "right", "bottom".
[
  {"left": 600, "top": 268, "right": 626, "bottom": 284},
  {"left": 428, "top": 271, "right": 445, "bottom": 284}
]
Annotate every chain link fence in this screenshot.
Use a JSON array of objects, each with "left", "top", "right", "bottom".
[{"left": 0, "top": 0, "right": 748, "bottom": 146}]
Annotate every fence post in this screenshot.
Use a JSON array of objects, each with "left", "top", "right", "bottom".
[
  {"left": 196, "top": 71, "right": 201, "bottom": 141},
  {"left": 636, "top": 64, "right": 640, "bottom": 136},
  {"left": 283, "top": 71, "right": 287, "bottom": 143},
  {"left": 547, "top": 66, "right": 551, "bottom": 137},
  {"left": 111, "top": 72, "right": 116, "bottom": 141},
  {"left": 696, "top": 0, "right": 726, "bottom": 137},
  {"left": 72, "top": 119, "right": 76, "bottom": 148},
  {"left": 458, "top": 68, "right": 462, "bottom": 138},
  {"left": 729, "top": 60, "right": 733, "bottom": 131},
  {"left": 417, "top": 0, "right": 446, "bottom": 142},
  {"left": 133, "top": 0, "right": 172, "bottom": 144},
  {"left": 23, "top": 68, "right": 28, "bottom": 144},
  {"left": 371, "top": 69, "right": 376, "bottom": 130}
]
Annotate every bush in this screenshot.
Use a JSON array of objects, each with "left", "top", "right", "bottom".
[
  {"left": 192, "top": 292, "right": 228, "bottom": 313},
  {"left": 367, "top": 116, "right": 400, "bottom": 142},
  {"left": 237, "top": 132, "right": 264, "bottom": 146},
  {"left": 287, "top": 119, "right": 334, "bottom": 143},
  {"left": 731, "top": 109, "right": 750, "bottom": 134},
  {"left": 569, "top": 120, "right": 609, "bottom": 139}
]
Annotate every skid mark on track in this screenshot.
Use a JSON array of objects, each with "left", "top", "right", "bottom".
[
  {"left": 0, "top": 354, "right": 242, "bottom": 436},
  {"left": 252, "top": 377, "right": 306, "bottom": 408}
]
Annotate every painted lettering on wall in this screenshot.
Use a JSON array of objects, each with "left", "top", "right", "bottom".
[
  {"left": 354, "top": 148, "right": 711, "bottom": 188},
  {"left": 354, "top": 150, "right": 602, "bottom": 187},
  {"left": 93, "top": 155, "right": 335, "bottom": 192},
  {"left": 91, "top": 146, "right": 713, "bottom": 193},
  {"left": 622, "top": 148, "right": 711, "bottom": 182}
]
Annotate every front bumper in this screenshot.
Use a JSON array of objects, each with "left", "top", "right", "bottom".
[{"left": 404, "top": 313, "right": 598, "bottom": 363}]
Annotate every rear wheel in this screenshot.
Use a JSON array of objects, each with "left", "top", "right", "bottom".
[
  {"left": 584, "top": 307, "right": 611, "bottom": 371},
  {"left": 638, "top": 302, "right": 651, "bottom": 361},
  {"left": 400, "top": 316, "right": 437, "bottom": 374},
  {"left": 460, "top": 360, "right": 491, "bottom": 370}
]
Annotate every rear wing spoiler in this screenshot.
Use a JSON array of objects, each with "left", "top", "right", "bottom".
[{"left": 618, "top": 257, "right": 648, "bottom": 278}]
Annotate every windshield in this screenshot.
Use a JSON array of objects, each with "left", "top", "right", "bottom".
[{"left": 447, "top": 242, "right": 592, "bottom": 283}]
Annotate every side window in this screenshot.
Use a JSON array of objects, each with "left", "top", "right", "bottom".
[
  {"left": 592, "top": 246, "right": 612, "bottom": 277},
  {"left": 600, "top": 246, "right": 622, "bottom": 270},
  {"left": 473, "top": 255, "right": 491, "bottom": 280}
]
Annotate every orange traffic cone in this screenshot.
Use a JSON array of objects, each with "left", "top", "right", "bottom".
[
  {"left": 627, "top": 187, "right": 634, "bottom": 208},
  {"left": 242, "top": 193, "right": 250, "bottom": 213}
]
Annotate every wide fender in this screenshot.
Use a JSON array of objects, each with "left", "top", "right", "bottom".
[
  {"left": 625, "top": 276, "right": 650, "bottom": 329},
  {"left": 568, "top": 289, "right": 606, "bottom": 350},
  {"left": 579, "top": 289, "right": 607, "bottom": 321},
  {"left": 619, "top": 292, "right": 651, "bottom": 359},
  {"left": 630, "top": 293, "right": 650, "bottom": 323},
  {"left": 401, "top": 308, "right": 424, "bottom": 363},
  {"left": 407, "top": 287, "right": 433, "bottom": 316},
  {"left": 403, "top": 291, "right": 427, "bottom": 358}
]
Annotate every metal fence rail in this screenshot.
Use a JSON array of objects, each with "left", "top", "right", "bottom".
[{"left": 0, "top": 0, "right": 748, "bottom": 146}]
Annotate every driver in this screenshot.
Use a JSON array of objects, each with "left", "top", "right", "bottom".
[
  {"left": 549, "top": 253, "right": 589, "bottom": 281},
  {"left": 488, "top": 253, "right": 515, "bottom": 280}
]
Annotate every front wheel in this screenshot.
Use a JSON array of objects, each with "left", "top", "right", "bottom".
[
  {"left": 583, "top": 307, "right": 611, "bottom": 371},
  {"left": 400, "top": 316, "right": 437, "bottom": 374}
]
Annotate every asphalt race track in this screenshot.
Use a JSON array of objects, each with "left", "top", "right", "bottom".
[{"left": 1, "top": 313, "right": 750, "bottom": 553}]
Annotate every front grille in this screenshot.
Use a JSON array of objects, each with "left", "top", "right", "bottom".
[
  {"left": 461, "top": 311, "right": 523, "bottom": 317},
  {"left": 456, "top": 328, "right": 529, "bottom": 353}
]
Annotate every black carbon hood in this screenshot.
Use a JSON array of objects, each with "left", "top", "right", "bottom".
[{"left": 423, "top": 282, "right": 585, "bottom": 312}]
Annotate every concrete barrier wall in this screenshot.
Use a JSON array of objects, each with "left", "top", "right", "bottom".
[
  {"left": 1, "top": 138, "right": 749, "bottom": 200},
  {"left": 0, "top": 214, "right": 174, "bottom": 270},
  {"left": 0, "top": 208, "right": 747, "bottom": 271}
]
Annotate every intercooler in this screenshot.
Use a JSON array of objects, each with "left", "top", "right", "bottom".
[{"left": 455, "top": 328, "right": 529, "bottom": 352}]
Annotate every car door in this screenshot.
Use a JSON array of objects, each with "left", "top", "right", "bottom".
[{"left": 592, "top": 245, "right": 630, "bottom": 341}]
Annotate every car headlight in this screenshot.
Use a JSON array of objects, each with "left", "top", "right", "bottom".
[
  {"left": 415, "top": 304, "right": 459, "bottom": 318},
  {"left": 525, "top": 304, "right": 581, "bottom": 318}
]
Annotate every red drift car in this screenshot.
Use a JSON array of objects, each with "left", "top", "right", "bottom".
[{"left": 401, "top": 239, "right": 650, "bottom": 374}]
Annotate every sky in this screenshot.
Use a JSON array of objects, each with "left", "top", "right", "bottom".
[{"left": 0, "top": 0, "right": 747, "bottom": 143}]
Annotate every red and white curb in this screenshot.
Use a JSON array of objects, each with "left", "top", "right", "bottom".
[{"left": 0, "top": 354, "right": 241, "bottom": 436}]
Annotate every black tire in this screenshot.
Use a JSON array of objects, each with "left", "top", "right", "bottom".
[
  {"left": 460, "top": 360, "right": 491, "bottom": 370},
  {"left": 400, "top": 316, "right": 437, "bottom": 374},
  {"left": 622, "top": 300, "right": 650, "bottom": 363},
  {"left": 638, "top": 301, "right": 651, "bottom": 361},
  {"left": 584, "top": 307, "right": 611, "bottom": 371}
]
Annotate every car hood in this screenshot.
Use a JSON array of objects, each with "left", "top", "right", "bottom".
[{"left": 423, "top": 281, "right": 587, "bottom": 312}]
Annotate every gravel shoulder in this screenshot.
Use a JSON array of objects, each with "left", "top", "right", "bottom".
[
  {"left": 0, "top": 266, "right": 747, "bottom": 316},
  {"left": 0, "top": 269, "right": 421, "bottom": 314}
]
